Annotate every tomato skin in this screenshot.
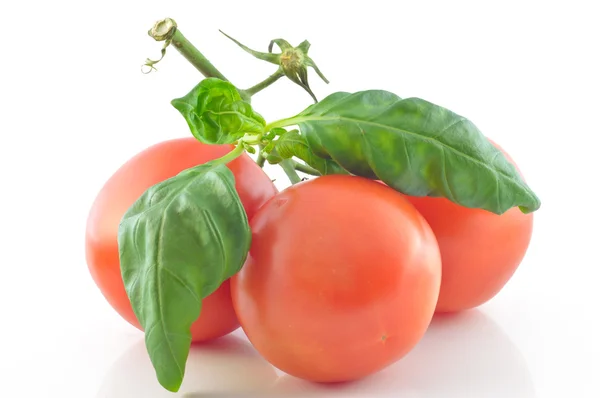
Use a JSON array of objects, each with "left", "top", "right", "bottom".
[
  {"left": 231, "top": 175, "right": 441, "bottom": 382},
  {"left": 404, "top": 143, "right": 533, "bottom": 313},
  {"left": 85, "top": 137, "right": 277, "bottom": 341}
]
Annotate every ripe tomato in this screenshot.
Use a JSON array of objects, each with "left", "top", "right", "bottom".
[
  {"left": 231, "top": 175, "right": 441, "bottom": 382},
  {"left": 85, "top": 137, "right": 277, "bottom": 341},
  {"left": 404, "top": 142, "right": 534, "bottom": 312}
]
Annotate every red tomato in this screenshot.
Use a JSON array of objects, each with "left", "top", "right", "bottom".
[
  {"left": 404, "top": 142, "right": 533, "bottom": 312},
  {"left": 231, "top": 175, "right": 441, "bottom": 382},
  {"left": 85, "top": 137, "right": 277, "bottom": 341}
]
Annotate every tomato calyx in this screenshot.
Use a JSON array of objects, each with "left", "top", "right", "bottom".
[{"left": 219, "top": 30, "right": 330, "bottom": 103}]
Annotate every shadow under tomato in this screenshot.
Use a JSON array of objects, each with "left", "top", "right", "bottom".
[
  {"left": 271, "top": 310, "right": 535, "bottom": 397},
  {"left": 96, "top": 331, "right": 278, "bottom": 398}
]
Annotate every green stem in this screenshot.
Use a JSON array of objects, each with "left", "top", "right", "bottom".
[
  {"left": 242, "top": 70, "right": 284, "bottom": 97},
  {"left": 265, "top": 116, "right": 302, "bottom": 132},
  {"left": 280, "top": 159, "right": 302, "bottom": 184},
  {"left": 256, "top": 144, "right": 267, "bottom": 167},
  {"left": 211, "top": 142, "right": 246, "bottom": 167},
  {"left": 294, "top": 161, "right": 321, "bottom": 176},
  {"left": 170, "top": 30, "right": 228, "bottom": 81},
  {"left": 147, "top": 18, "right": 228, "bottom": 81}
]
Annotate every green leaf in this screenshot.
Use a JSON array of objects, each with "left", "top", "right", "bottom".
[
  {"left": 269, "top": 90, "right": 540, "bottom": 214},
  {"left": 118, "top": 163, "right": 251, "bottom": 392},
  {"left": 266, "top": 129, "right": 348, "bottom": 175},
  {"left": 171, "top": 78, "right": 266, "bottom": 144}
]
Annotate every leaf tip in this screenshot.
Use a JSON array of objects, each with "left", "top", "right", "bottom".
[
  {"left": 518, "top": 202, "right": 541, "bottom": 214},
  {"left": 153, "top": 349, "right": 186, "bottom": 393},
  {"left": 170, "top": 97, "right": 184, "bottom": 112},
  {"left": 523, "top": 190, "right": 542, "bottom": 214},
  {"left": 161, "top": 378, "right": 183, "bottom": 393}
]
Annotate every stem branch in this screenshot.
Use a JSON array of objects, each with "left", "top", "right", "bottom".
[
  {"left": 243, "top": 70, "right": 284, "bottom": 97},
  {"left": 280, "top": 159, "right": 302, "bottom": 184},
  {"left": 294, "top": 161, "right": 321, "bottom": 176},
  {"left": 211, "top": 142, "right": 246, "bottom": 167},
  {"left": 265, "top": 116, "right": 303, "bottom": 132},
  {"left": 256, "top": 144, "right": 267, "bottom": 167}
]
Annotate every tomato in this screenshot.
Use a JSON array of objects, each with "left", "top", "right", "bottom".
[
  {"left": 404, "top": 142, "right": 533, "bottom": 312},
  {"left": 231, "top": 175, "right": 441, "bottom": 382},
  {"left": 85, "top": 137, "right": 277, "bottom": 341}
]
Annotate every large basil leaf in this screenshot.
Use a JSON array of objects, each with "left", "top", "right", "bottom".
[
  {"left": 171, "top": 78, "right": 266, "bottom": 144},
  {"left": 118, "top": 163, "right": 251, "bottom": 392},
  {"left": 269, "top": 90, "right": 540, "bottom": 214},
  {"left": 266, "top": 129, "right": 348, "bottom": 175}
]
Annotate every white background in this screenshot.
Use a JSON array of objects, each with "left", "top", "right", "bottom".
[{"left": 1, "top": 1, "right": 599, "bottom": 397}]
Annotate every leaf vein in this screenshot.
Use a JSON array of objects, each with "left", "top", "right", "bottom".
[
  {"left": 155, "top": 206, "right": 185, "bottom": 380},
  {"left": 441, "top": 149, "right": 456, "bottom": 202},
  {"left": 161, "top": 266, "right": 201, "bottom": 305},
  {"left": 201, "top": 208, "right": 228, "bottom": 290}
]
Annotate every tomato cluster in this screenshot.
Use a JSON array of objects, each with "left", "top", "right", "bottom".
[{"left": 86, "top": 137, "right": 533, "bottom": 383}]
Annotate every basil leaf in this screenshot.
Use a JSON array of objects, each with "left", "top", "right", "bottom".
[
  {"left": 171, "top": 78, "right": 266, "bottom": 144},
  {"left": 271, "top": 90, "right": 540, "bottom": 214},
  {"left": 118, "top": 163, "right": 251, "bottom": 392},
  {"left": 266, "top": 129, "right": 348, "bottom": 175}
]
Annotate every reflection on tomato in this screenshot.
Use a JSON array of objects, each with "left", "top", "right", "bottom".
[
  {"left": 85, "top": 137, "right": 277, "bottom": 341},
  {"left": 404, "top": 142, "right": 534, "bottom": 312},
  {"left": 231, "top": 175, "right": 441, "bottom": 382}
]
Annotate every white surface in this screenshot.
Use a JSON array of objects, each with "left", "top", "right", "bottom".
[{"left": 1, "top": 1, "right": 599, "bottom": 397}]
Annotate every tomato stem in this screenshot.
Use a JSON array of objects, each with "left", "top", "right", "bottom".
[
  {"left": 256, "top": 144, "right": 267, "bottom": 167},
  {"left": 242, "top": 69, "right": 285, "bottom": 98},
  {"left": 170, "top": 30, "right": 228, "bottom": 81},
  {"left": 211, "top": 142, "right": 247, "bottom": 167},
  {"left": 145, "top": 19, "right": 298, "bottom": 103},
  {"left": 143, "top": 18, "right": 253, "bottom": 99},
  {"left": 294, "top": 161, "right": 321, "bottom": 176},
  {"left": 280, "top": 159, "right": 303, "bottom": 184},
  {"left": 264, "top": 117, "right": 297, "bottom": 132}
]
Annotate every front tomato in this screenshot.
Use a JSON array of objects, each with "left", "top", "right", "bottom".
[
  {"left": 231, "top": 175, "right": 441, "bottom": 382},
  {"left": 85, "top": 137, "right": 277, "bottom": 341}
]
